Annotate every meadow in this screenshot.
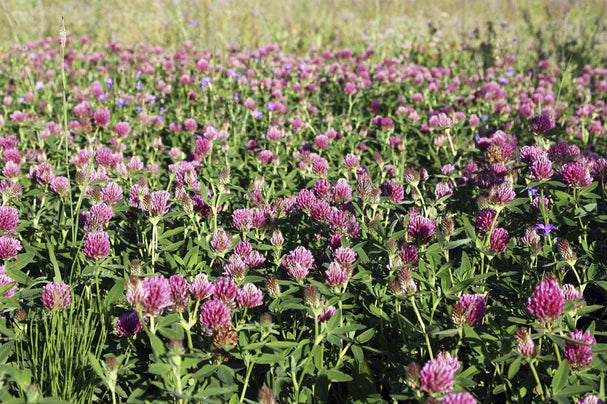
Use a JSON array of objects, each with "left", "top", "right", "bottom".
[{"left": 0, "top": 1, "right": 606, "bottom": 403}]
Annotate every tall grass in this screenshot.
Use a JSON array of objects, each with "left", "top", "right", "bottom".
[
  {"left": 15, "top": 292, "right": 107, "bottom": 403},
  {"left": 0, "top": 0, "right": 604, "bottom": 60}
]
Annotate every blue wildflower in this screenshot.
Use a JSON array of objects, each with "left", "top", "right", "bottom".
[{"left": 535, "top": 223, "right": 559, "bottom": 236}]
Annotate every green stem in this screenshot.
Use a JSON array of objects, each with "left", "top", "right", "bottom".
[
  {"left": 410, "top": 296, "right": 433, "bottom": 360},
  {"left": 240, "top": 359, "right": 255, "bottom": 402},
  {"left": 59, "top": 18, "right": 74, "bottom": 232},
  {"left": 528, "top": 360, "right": 545, "bottom": 400},
  {"left": 553, "top": 341, "right": 562, "bottom": 364},
  {"left": 453, "top": 327, "right": 464, "bottom": 356},
  {"left": 446, "top": 128, "right": 456, "bottom": 157}
]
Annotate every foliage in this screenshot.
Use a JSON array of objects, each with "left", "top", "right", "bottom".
[{"left": 0, "top": 17, "right": 606, "bottom": 404}]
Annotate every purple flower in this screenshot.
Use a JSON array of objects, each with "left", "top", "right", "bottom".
[
  {"left": 333, "top": 247, "right": 356, "bottom": 270},
  {"left": 529, "top": 157, "right": 554, "bottom": 180},
  {"left": 452, "top": 294, "right": 486, "bottom": 325},
  {"left": 82, "top": 231, "right": 110, "bottom": 260},
  {"left": 429, "top": 113, "right": 453, "bottom": 128},
  {"left": 150, "top": 190, "right": 171, "bottom": 217},
  {"left": 169, "top": 275, "right": 190, "bottom": 312},
  {"left": 141, "top": 275, "right": 172, "bottom": 317},
  {"left": 560, "top": 162, "right": 593, "bottom": 188},
  {"left": 222, "top": 256, "right": 246, "bottom": 284},
  {"left": 408, "top": 214, "right": 436, "bottom": 242},
  {"left": 50, "top": 176, "right": 70, "bottom": 196},
  {"left": 0, "top": 266, "right": 16, "bottom": 297},
  {"left": 435, "top": 181, "right": 454, "bottom": 198},
  {"left": 0, "top": 206, "right": 18, "bottom": 233},
  {"left": 88, "top": 203, "right": 114, "bottom": 228},
  {"left": 577, "top": 396, "right": 604, "bottom": 404},
  {"left": 475, "top": 209, "right": 497, "bottom": 232},
  {"left": 213, "top": 277, "right": 239, "bottom": 304},
  {"left": 563, "top": 329, "right": 595, "bottom": 370},
  {"left": 113, "top": 122, "right": 130, "bottom": 137},
  {"left": 232, "top": 208, "right": 254, "bottom": 232},
  {"left": 489, "top": 227, "right": 509, "bottom": 253},
  {"left": 189, "top": 274, "right": 215, "bottom": 300},
  {"left": 41, "top": 281, "right": 71, "bottom": 310},
  {"left": 332, "top": 179, "right": 352, "bottom": 203},
  {"left": 102, "top": 182, "right": 123, "bottom": 205},
  {"left": 184, "top": 118, "right": 198, "bottom": 132},
  {"left": 282, "top": 246, "right": 315, "bottom": 282},
  {"left": 115, "top": 311, "right": 143, "bottom": 337},
  {"left": 562, "top": 284, "right": 584, "bottom": 305},
  {"left": 420, "top": 352, "right": 460, "bottom": 394},
  {"left": 200, "top": 77, "right": 212, "bottom": 88},
  {"left": 125, "top": 277, "right": 145, "bottom": 306},
  {"left": 527, "top": 275, "right": 564, "bottom": 323},
  {"left": 0, "top": 236, "right": 21, "bottom": 260},
  {"left": 270, "top": 230, "right": 284, "bottom": 247},
  {"left": 514, "top": 328, "right": 535, "bottom": 356},
  {"left": 534, "top": 223, "right": 558, "bottom": 236},
  {"left": 441, "top": 392, "right": 477, "bottom": 404},
  {"left": 244, "top": 250, "right": 265, "bottom": 268},
  {"left": 318, "top": 304, "right": 337, "bottom": 322},
  {"left": 199, "top": 299, "right": 231, "bottom": 334},
  {"left": 210, "top": 228, "right": 231, "bottom": 252},
  {"left": 237, "top": 283, "right": 263, "bottom": 309},
  {"left": 93, "top": 108, "right": 110, "bottom": 127},
  {"left": 325, "top": 262, "right": 348, "bottom": 287},
  {"left": 296, "top": 189, "right": 316, "bottom": 211},
  {"left": 489, "top": 182, "right": 516, "bottom": 205},
  {"left": 529, "top": 113, "right": 555, "bottom": 133}
]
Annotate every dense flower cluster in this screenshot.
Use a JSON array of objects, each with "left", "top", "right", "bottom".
[{"left": 0, "top": 27, "right": 605, "bottom": 404}]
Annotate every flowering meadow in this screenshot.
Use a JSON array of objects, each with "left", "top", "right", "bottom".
[{"left": 0, "top": 20, "right": 606, "bottom": 404}]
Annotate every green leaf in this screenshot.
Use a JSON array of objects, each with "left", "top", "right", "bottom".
[
  {"left": 368, "top": 304, "right": 390, "bottom": 321},
  {"left": 554, "top": 385, "right": 592, "bottom": 397},
  {"left": 87, "top": 353, "right": 104, "bottom": 380},
  {"left": 265, "top": 340, "right": 302, "bottom": 349},
  {"left": 326, "top": 309, "right": 342, "bottom": 333},
  {"left": 446, "top": 279, "right": 475, "bottom": 295},
  {"left": 351, "top": 345, "right": 364, "bottom": 362},
  {"left": 431, "top": 328, "right": 459, "bottom": 337},
  {"left": 192, "top": 364, "right": 219, "bottom": 380},
  {"left": 327, "top": 368, "right": 353, "bottom": 382},
  {"left": 148, "top": 363, "right": 171, "bottom": 375},
  {"left": 105, "top": 278, "right": 125, "bottom": 306},
  {"left": 0, "top": 341, "right": 14, "bottom": 363},
  {"left": 444, "top": 238, "right": 471, "bottom": 250},
  {"left": 355, "top": 328, "right": 375, "bottom": 344},
  {"left": 149, "top": 333, "right": 167, "bottom": 356},
  {"left": 5, "top": 251, "right": 35, "bottom": 285},
  {"left": 551, "top": 360, "right": 569, "bottom": 393},
  {"left": 331, "top": 324, "right": 365, "bottom": 336},
  {"left": 353, "top": 243, "right": 369, "bottom": 264},
  {"left": 255, "top": 353, "right": 285, "bottom": 365},
  {"left": 508, "top": 357, "right": 522, "bottom": 379},
  {"left": 46, "top": 241, "right": 62, "bottom": 282}
]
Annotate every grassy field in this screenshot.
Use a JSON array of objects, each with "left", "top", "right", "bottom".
[
  {"left": 0, "top": 0, "right": 605, "bottom": 58},
  {"left": 0, "top": 1, "right": 606, "bottom": 403}
]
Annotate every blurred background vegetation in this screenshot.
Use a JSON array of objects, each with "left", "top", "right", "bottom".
[{"left": 0, "top": 0, "right": 605, "bottom": 67}]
